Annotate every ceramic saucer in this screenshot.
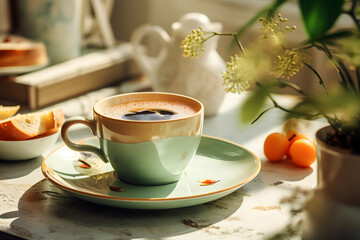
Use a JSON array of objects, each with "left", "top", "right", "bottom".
[{"left": 42, "top": 136, "right": 260, "bottom": 209}]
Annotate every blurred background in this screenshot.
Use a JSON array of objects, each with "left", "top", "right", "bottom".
[{"left": 0, "top": 0, "right": 352, "bottom": 109}]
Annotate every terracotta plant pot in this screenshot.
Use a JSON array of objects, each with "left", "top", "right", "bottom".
[{"left": 316, "top": 126, "right": 360, "bottom": 206}]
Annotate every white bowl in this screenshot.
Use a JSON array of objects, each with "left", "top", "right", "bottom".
[{"left": 0, "top": 130, "right": 60, "bottom": 161}]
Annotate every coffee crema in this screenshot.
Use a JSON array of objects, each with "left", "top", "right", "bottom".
[{"left": 102, "top": 100, "right": 197, "bottom": 121}]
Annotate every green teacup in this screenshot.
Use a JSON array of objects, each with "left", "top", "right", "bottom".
[{"left": 61, "top": 92, "right": 204, "bottom": 185}]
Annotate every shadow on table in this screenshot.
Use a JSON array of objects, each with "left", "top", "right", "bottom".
[
  {"left": 260, "top": 159, "right": 313, "bottom": 182},
  {"left": 0, "top": 156, "right": 43, "bottom": 180},
  {"left": 238, "top": 158, "right": 314, "bottom": 197},
  {"left": 8, "top": 179, "right": 245, "bottom": 239}
]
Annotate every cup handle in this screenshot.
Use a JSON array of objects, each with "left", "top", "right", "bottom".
[{"left": 61, "top": 116, "right": 108, "bottom": 163}]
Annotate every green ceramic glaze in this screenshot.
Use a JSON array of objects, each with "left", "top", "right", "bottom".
[
  {"left": 100, "top": 136, "right": 201, "bottom": 185},
  {"left": 42, "top": 136, "right": 261, "bottom": 209}
]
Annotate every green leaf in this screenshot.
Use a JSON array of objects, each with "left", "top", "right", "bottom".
[
  {"left": 240, "top": 87, "right": 268, "bottom": 123},
  {"left": 286, "top": 89, "right": 360, "bottom": 129},
  {"left": 299, "top": 0, "right": 345, "bottom": 39}
]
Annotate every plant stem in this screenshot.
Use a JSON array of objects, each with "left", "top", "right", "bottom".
[
  {"left": 320, "top": 44, "right": 357, "bottom": 93},
  {"left": 268, "top": 94, "right": 293, "bottom": 113},
  {"left": 235, "top": 35, "right": 246, "bottom": 55},
  {"left": 314, "top": 43, "right": 351, "bottom": 91},
  {"left": 302, "top": 47, "right": 345, "bottom": 125},
  {"left": 202, "top": 33, "right": 217, "bottom": 43},
  {"left": 212, "top": 32, "right": 246, "bottom": 54},
  {"left": 347, "top": 0, "right": 360, "bottom": 94},
  {"left": 343, "top": 0, "right": 360, "bottom": 31},
  {"left": 254, "top": 81, "right": 313, "bottom": 119},
  {"left": 351, "top": 0, "right": 360, "bottom": 93},
  {"left": 338, "top": 60, "right": 357, "bottom": 92},
  {"left": 277, "top": 80, "right": 307, "bottom": 95},
  {"left": 357, "top": 67, "right": 360, "bottom": 94},
  {"left": 270, "top": 93, "right": 340, "bottom": 127},
  {"left": 303, "top": 62, "right": 329, "bottom": 95},
  {"left": 267, "top": 94, "right": 319, "bottom": 119},
  {"left": 268, "top": 92, "right": 341, "bottom": 128},
  {"left": 251, "top": 106, "right": 275, "bottom": 124}
]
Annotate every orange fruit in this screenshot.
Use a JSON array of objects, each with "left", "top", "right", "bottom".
[
  {"left": 286, "top": 130, "right": 315, "bottom": 147},
  {"left": 264, "top": 132, "right": 290, "bottom": 162},
  {"left": 289, "top": 138, "right": 316, "bottom": 168},
  {"left": 286, "top": 129, "right": 299, "bottom": 140}
]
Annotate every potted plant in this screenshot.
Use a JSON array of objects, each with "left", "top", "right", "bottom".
[{"left": 181, "top": 0, "right": 360, "bottom": 206}]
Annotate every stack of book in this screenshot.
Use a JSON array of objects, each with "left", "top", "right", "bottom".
[{"left": 0, "top": 42, "right": 141, "bottom": 109}]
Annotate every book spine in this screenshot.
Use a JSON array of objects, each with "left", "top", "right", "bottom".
[{"left": 0, "top": 76, "right": 31, "bottom": 106}]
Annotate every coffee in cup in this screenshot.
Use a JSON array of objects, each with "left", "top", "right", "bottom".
[
  {"left": 61, "top": 92, "right": 204, "bottom": 185},
  {"left": 102, "top": 99, "right": 197, "bottom": 121}
]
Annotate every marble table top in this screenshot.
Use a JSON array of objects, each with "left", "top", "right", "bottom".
[{"left": 1, "top": 89, "right": 358, "bottom": 240}]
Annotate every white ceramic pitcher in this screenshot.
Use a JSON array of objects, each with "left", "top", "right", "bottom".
[{"left": 131, "top": 13, "right": 226, "bottom": 116}]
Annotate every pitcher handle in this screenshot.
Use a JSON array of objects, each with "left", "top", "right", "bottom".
[
  {"left": 61, "top": 116, "right": 108, "bottom": 163},
  {"left": 131, "top": 24, "right": 170, "bottom": 78}
]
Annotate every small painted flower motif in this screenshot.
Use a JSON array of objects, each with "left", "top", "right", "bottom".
[
  {"left": 198, "top": 179, "right": 220, "bottom": 186},
  {"left": 78, "top": 159, "right": 91, "bottom": 168},
  {"left": 109, "top": 185, "right": 124, "bottom": 192}
]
